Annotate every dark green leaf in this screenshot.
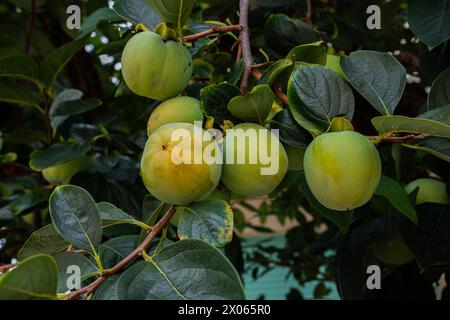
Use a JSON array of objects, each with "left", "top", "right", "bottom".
[
  {"left": 18, "top": 224, "right": 70, "bottom": 260},
  {"left": 288, "top": 65, "right": 355, "bottom": 133},
  {"left": 49, "top": 89, "right": 84, "bottom": 131},
  {"left": 80, "top": 7, "right": 122, "bottom": 37},
  {"left": 40, "top": 37, "right": 88, "bottom": 89},
  {"left": 258, "top": 59, "right": 293, "bottom": 85},
  {"left": 6, "top": 188, "right": 50, "bottom": 216},
  {"left": 2, "top": 129, "right": 46, "bottom": 144},
  {"left": 428, "top": 68, "right": 450, "bottom": 109},
  {"left": 0, "top": 54, "right": 40, "bottom": 85},
  {"left": 29, "top": 142, "right": 91, "bottom": 171},
  {"left": 371, "top": 114, "right": 450, "bottom": 139},
  {"left": 227, "top": 85, "right": 274, "bottom": 124},
  {"left": 264, "top": 14, "right": 318, "bottom": 58},
  {"left": 51, "top": 98, "right": 102, "bottom": 117},
  {"left": 178, "top": 200, "right": 234, "bottom": 247},
  {"left": 341, "top": 50, "right": 406, "bottom": 115},
  {"left": 118, "top": 240, "right": 246, "bottom": 299},
  {"left": 0, "top": 80, "right": 42, "bottom": 111},
  {"left": 93, "top": 275, "right": 120, "bottom": 300},
  {"left": 401, "top": 204, "right": 450, "bottom": 268},
  {"left": 270, "top": 109, "right": 313, "bottom": 148},
  {"left": 200, "top": 83, "right": 241, "bottom": 125},
  {"left": 0, "top": 254, "right": 58, "bottom": 300},
  {"left": 49, "top": 185, "right": 102, "bottom": 254},
  {"left": 408, "top": 0, "right": 450, "bottom": 49},
  {"left": 286, "top": 42, "right": 327, "bottom": 65},
  {"left": 147, "top": 0, "right": 195, "bottom": 30},
  {"left": 375, "top": 175, "right": 418, "bottom": 225},
  {"left": 403, "top": 137, "right": 450, "bottom": 162},
  {"left": 113, "top": 0, "right": 162, "bottom": 30},
  {"left": 98, "top": 202, "right": 146, "bottom": 229},
  {"left": 54, "top": 252, "right": 98, "bottom": 293}
]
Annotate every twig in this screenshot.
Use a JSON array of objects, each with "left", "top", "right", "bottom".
[
  {"left": 66, "top": 206, "right": 175, "bottom": 300},
  {"left": 0, "top": 263, "right": 16, "bottom": 273},
  {"left": 367, "top": 134, "right": 428, "bottom": 143},
  {"left": 183, "top": 25, "right": 241, "bottom": 42},
  {"left": 25, "top": 0, "right": 36, "bottom": 54},
  {"left": 305, "top": 0, "right": 313, "bottom": 25},
  {"left": 239, "top": 0, "right": 253, "bottom": 94}
]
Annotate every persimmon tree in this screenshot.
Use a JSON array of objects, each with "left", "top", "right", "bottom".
[{"left": 0, "top": 0, "right": 449, "bottom": 300}]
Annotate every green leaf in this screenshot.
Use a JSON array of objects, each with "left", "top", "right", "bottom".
[
  {"left": 54, "top": 252, "right": 98, "bottom": 293},
  {"left": 99, "top": 235, "right": 139, "bottom": 269},
  {"left": 80, "top": 7, "right": 122, "bottom": 38},
  {"left": 98, "top": 202, "right": 148, "bottom": 229},
  {"left": 227, "top": 85, "right": 274, "bottom": 124},
  {"left": 29, "top": 141, "right": 91, "bottom": 171},
  {"left": 49, "top": 185, "right": 102, "bottom": 255},
  {"left": 0, "top": 80, "right": 42, "bottom": 111},
  {"left": 147, "top": 0, "right": 195, "bottom": 30},
  {"left": 408, "top": 0, "right": 450, "bottom": 49},
  {"left": 298, "top": 173, "right": 353, "bottom": 233},
  {"left": 264, "top": 14, "right": 318, "bottom": 58},
  {"left": 286, "top": 42, "right": 327, "bottom": 65},
  {"left": 200, "top": 82, "right": 241, "bottom": 125},
  {"left": 401, "top": 204, "right": 450, "bottom": 268},
  {"left": 258, "top": 59, "right": 293, "bottom": 85},
  {"left": 375, "top": 175, "right": 418, "bottom": 225},
  {"left": 117, "top": 239, "right": 246, "bottom": 299},
  {"left": 403, "top": 137, "right": 450, "bottom": 162},
  {"left": 49, "top": 89, "right": 84, "bottom": 131},
  {"left": 428, "top": 68, "right": 450, "bottom": 110},
  {"left": 0, "top": 54, "right": 40, "bottom": 86},
  {"left": 288, "top": 65, "right": 355, "bottom": 134},
  {"left": 114, "top": 0, "right": 162, "bottom": 30},
  {"left": 371, "top": 114, "right": 450, "bottom": 139},
  {"left": 341, "top": 50, "right": 406, "bottom": 115},
  {"left": 6, "top": 188, "right": 50, "bottom": 216},
  {"left": 93, "top": 275, "right": 120, "bottom": 300},
  {"left": 18, "top": 224, "right": 70, "bottom": 260},
  {"left": 51, "top": 98, "right": 102, "bottom": 117},
  {"left": 0, "top": 254, "right": 58, "bottom": 300},
  {"left": 178, "top": 200, "right": 234, "bottom": 247},
  {"left": 40, "top": 37, "right": 88, "bottom": 89},
  {"left": 269, "top": 109, "right": 312, "bottom": 148},
  {"left": 2, "top": 129, "right": 46, "bottom": 144}
]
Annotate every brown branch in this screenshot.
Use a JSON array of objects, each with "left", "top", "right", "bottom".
[
  {"left": 367, "top": 134, "right": 428, "bottom": 143},
  {"left": 25, "top": 0, "right": 36, "bottom": 54},
  {"left": 0, "top": 263, "right": 16, "bottom": 273},
  {"left": 66, "top": 206, "right": 175, "bottom": 300},
  {"left": 183, "top": 25, "right": 241, "bottom": 42},
  {"left": 239, "top": 0, "right": 253, "bottom": 94},
  {"left": 305, "top": 0, "right": 313, "bottom": 25}
]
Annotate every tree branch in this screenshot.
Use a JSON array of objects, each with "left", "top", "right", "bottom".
[
  {"left": 183, "top": 25, "right": 241, "bottom": 42},
  {"left": 0, "top": 263, "right": 16, "bottom": 273},
  {"left": 239, "top": 0, "right": 253, "bottom": 94},
  {"left": 66, "top": 206, "right": 176, "bottom": 300},
  {"left": 367, "top": 133, "right": 428, "bottom": 143},
  {"left": 305, "top": 0, "right": 313, "bottom": 25}
]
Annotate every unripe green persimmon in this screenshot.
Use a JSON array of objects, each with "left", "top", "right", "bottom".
[
  {"left": 121, "top": 31, "right": 193, "bottom": 101},
  {"left": 325, "top": 54, "right": 345, "bottom": 78},
  {"left": 221, "top": 123, "right": 288, "bottom": 197},
  {"left": 371, "top": 231, "right": 414, "bottom": 266},
  {"left": 42, "top": 156, "right": 89, "bottom": 185},
  {"left": 285, "top": 145, "right": 306, "bottom": 171},
  {"left": 304, "top": 131, "right": 381, "bottom": 211},
  {"left": 141, "top": 123, "right": 222, "bottom": 205},
  {"left": 405, "top": 178, "right": 449, "bottom": 205},
  {"left": 147, "top": 96, "right": 203, "bottom": 135}
]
